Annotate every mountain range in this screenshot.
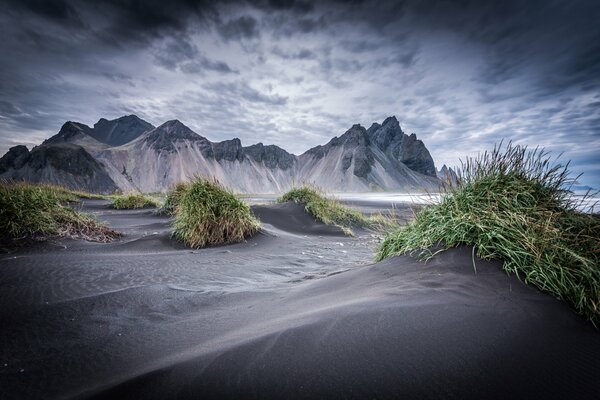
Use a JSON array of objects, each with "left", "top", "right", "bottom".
[{"left": 0, "top": 115, "right": 446, "bottom": 193}]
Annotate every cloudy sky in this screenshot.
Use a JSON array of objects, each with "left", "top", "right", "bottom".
[{"left": 0, "top": 0, "right": 599, "bottom": 187}]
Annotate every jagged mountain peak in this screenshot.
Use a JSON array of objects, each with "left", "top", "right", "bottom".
[
  {"left": 43, "top": 121, "right": 93, "bottom": 145},
  {"left": 92, "top": 114, "right": 154, "bottom": 146},
  {"left": 95, "top": 114, "right": 143, "bottom": 125},
  {"left": 43, "top": 116, "right": 153, "bottom": 147},
  {"left": 367, "top": 122, "right": 381, "bottom": 132},
  {"left": 158, "top": 119, "right": 190, "bottom": 130},
  {"left": 143, "top": 120, "right": 210, "bottom": 153},
  {"left": 367, "top": 116, "right": 404, "bottom": 149},
  {"left": 153, "top": 120, "right": 202, "bottom": 139},
  {"left": 382, "top": 115, "right": 399, "bottom": 126},
  {"left": 0, "top": 142, "right": 117, "bottom": 193},
  {"left": 0, "top": 145, "right": 29, "bottom": 173},
  {"left": 244, "top": 142, "right": 296, "bottom": 170},
  {"left": 212, "top": 138, "right": 244, "bottom": 162},
  {"left": 3, "top": 114, "right": 442, "bottom": 193},
  {"left": 307, "top": 124, "right": 369, "bottom": 157},
  {"left": 335, "top": 124, "right": 369, "bottom": 146},
  {"left": 301, "top": 116, "right": 436, "bottom": 180},
  {"left": 437, "top": 164, "right": 459, "bottom": 184}
]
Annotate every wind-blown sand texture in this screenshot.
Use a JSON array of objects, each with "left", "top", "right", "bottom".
[{"left": 1, "top": 198, "right": 599, "bottom": 399}]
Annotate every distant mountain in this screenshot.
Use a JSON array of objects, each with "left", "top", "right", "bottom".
[
  {"left": 0, "top": 115, "right": 443, "bottom": 193},
  {"left": 92, "top": 115, "right": 154, "bottom": 146},
  {"left": 44, "top": 115, "right": 154, "bottom": 147},
  {"left": 0, "top": 143, "right": 118, "bottom": 193},
  {"left": 92, "top": 119, "right": 298, "bottom": 193},
  {"left": 570, "top": 185, "right": 595, "bottom": 192},
  {"left": 437, "top": 164, "right": 459, "bottom": 185},
  {"left": 296, "top": 117, "right": 439, "bottom": 191}
]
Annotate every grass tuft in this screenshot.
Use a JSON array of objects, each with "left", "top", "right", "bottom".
[
  {"left": 377, "top": 142, "right": 600, "bottom": 325},
  {"left": 0, "top": 181, "right": 119, "bottom": 243},
  {"left": 278, "top": 186, "right": 393, "bottom": 235},
  {"left": 161, "top": 182, "right": 189, "bottom": 216},
  {"left": 173, "top": 178, "right": 259, "bottom": 248},
  {"left": 111, "top": 193, "right": 159, "bottom": 209}
]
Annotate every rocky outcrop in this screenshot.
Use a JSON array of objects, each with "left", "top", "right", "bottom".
[
  {"left": 44, "top": 116, "right": 153, "bottom": 148},
  {"left": 92, "top": 115, "right": 154, "bottom": 146},
  {"left": 213, "top": 139, "right": 244, "bottom": 162},
  {"left": 43, "top": 121, "right": 95, "bottom": 145},
  {"left": 304, "top": 124, "right": 376, "bottom": 179},
  {"left": 143, "top": 120, "right": 211, "bottom": 154},
  {"left": 437, "top": 164, "right": 459, "bottom": 185},
  {"left": 0, "top": 145, "right": 30, "bottom": 173},
  {"left": 296, "top": 117, "right": 439, "bottom": 191},
  {"left": 366, "top": 116, "right": 436, "bottom": 177},
  {"left": 244, "top": 143, "right": 296, "bottom": 170},
  {"left": 0, "top": 143, "right": 118, "bottom": 193}
]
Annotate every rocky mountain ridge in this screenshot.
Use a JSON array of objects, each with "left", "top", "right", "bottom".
[{"left": 0, "top": 115, "right": 441, "bottom": 193}]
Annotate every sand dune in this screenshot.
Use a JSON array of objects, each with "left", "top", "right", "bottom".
[{"left": 0, "top": 199, "right": 598, "bottom": 399}]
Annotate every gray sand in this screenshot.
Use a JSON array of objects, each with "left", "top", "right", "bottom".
[{"left": 0, "top": 199, "right": 598, "bottom": 399}]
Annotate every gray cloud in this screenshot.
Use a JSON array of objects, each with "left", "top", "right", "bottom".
[
  {"left": 217, "top": 15, "right": 260, "bottom": 40},
  {"left": 180, "top": 58, "right": 238, "bottom": 74},
  {"left": 0, "top": 0, "right": 599, "bottom": 187},
  {"left": 153, "top": 37, "right": 199, "bottom": 70},
  {"left": 271, "top": 46, "right": 317, "bottom": 60},
  {"left": 204, "top": 81, "right": 288, "bottom": 106}
]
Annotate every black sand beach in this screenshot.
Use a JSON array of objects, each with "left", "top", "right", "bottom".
[{"left": 1, "top": 199, "right": 599, "bottom": 399}]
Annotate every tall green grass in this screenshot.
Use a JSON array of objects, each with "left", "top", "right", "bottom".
[
  {"left": 111, "top": 193, "right": 158, "bottom": 209},
  {"left": 161, "top": 182, "right": 189, "bottom": 216},
  {"left": 377, "top": 143, "right": 600, "bottom": 325},
  {"left": 0, "top": 181, "right": 119, "bottom": 243},
  {"left": 278, "top": 186, "right": 393, "bottom": 235},
  {"left": 173, "top": 178, "right": 259, "bottom": 248}
]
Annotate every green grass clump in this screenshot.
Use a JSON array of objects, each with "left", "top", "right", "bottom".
[
  {"left": 377, "top": 142, "right": 600, "bottom": 325},
  {"left": 173, "top": 178, "right": 260, "bottom": 248},
  {"left": 161, "top": 182, "right": 189, "bottom": 215},
  {"left": 278, "top": 186, "right": 392, "bottom": 235},
  {"left": 0, "top": 181, "right": 119, "bottom": 243},
  {"left": 111, "top": 193, "right": 159, "bottom": 209}
]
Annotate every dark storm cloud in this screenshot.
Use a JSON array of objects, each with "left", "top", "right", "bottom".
[
  {"left": 268, "top": 14, "right": 328, "bottom": 37},
  {"left": 151, "top": 35, "right": 238, "bottom": 73},
  {"left": 7, "top": 0, "right": 83, "bottom": 26},
  {"left": 153, "top": 37, "right": 199, "bottom": 70},
  {"left": 0, "top": 101, "right": 21, "bottom": 117},
  {"left": 249, "top": 0, "right": 314, "bottom": 14},
  {"left": 0, "top": 0, "right": 599, "bottom": 186},
  {"left": 217, "top": 15, "right": 260, "bottom": 40}
]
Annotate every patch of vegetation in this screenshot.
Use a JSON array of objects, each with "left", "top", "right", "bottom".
[
  {"left": 173, "top": 178, "right": 260, "bottom": 248},
  {"left": 377, "top": 142, "right": 600, "bottom": 325},
  {"left": 278, "top": 186, "right": 394, "bottom": 235},
  {"left": 65, "top": 189, "right": 112, "bottom": 200},
  {"left": 0, "top": 181, "right": 119, "bottom": 243},
  {"left": 111, "top": 193, "right": 159, "bottom": 209},
  {"left": 161, "top": 182, "right": 189, "bottom": 215}
]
